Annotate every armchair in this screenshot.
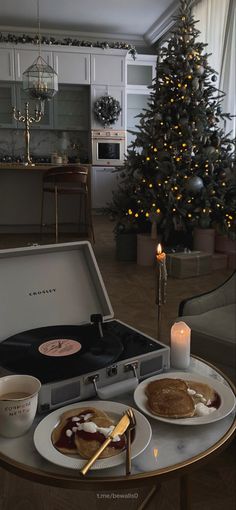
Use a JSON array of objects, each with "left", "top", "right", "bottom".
[{"left": 178, "top": 271, "right": 236, "bottom": 381}]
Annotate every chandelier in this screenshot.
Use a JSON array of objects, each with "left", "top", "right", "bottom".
[{"left": 22, "top": 0, "right": 58, "bottom": 102}]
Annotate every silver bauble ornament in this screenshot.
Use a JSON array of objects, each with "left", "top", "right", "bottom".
[
  {"left": 205, "top": 146, "right": 216, "bottom": 157},
  {"left": 195, "top": 65, "right": 204, "bottom": 76},
  {"left": 185, "top": 176, "right": 204, "bottom": 194},
  {"left": 192, "top": 77, "right": 199, "bottom": 90}
]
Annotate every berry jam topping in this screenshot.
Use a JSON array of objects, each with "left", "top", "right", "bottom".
[{"left": 54, "top": 409, "right": 126, "bottom": 450}]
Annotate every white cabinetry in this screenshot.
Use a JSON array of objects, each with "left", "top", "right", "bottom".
[
  {"left": 91, "top": 54, "right": 126, "bottom": 86},
  {"left": 0, "top": 48, "right": 15, "bottom": 81},
  {"left": 53, "top": 84, "right": 89, "bottom": 130},
  {"left": 126, "top": 55, "right": 156, "bottom": 88},
  {"left": 126, "top": 55, "right": 157, "bottom": 146},
  {"left": 91, "top": 166, "right": 119, "bottom": 209},
  {"left": 53, "top": 51, "right": 90, "bottom": 84},
  {"left": 0, "top": 83, "right": 17, "bottom": 128},
  {"left": 14, "top": 48, "right": 53, "bottom": 81}
]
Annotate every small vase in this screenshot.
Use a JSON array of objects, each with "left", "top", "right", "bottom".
[{"left": 193, "top": 228, "right": 215, "bottom": 253}]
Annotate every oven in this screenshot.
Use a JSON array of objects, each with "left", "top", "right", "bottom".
[{"left": 91, "top": 129, "right": 126, "bottom": 166}]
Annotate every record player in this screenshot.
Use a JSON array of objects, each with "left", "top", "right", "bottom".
[{"left": 0, "top": 241, "right": 170, "bottom": 412}]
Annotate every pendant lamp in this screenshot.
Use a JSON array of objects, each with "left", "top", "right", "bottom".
[{"left": 22, "top": 0, "right": 58, "bottom": 101}]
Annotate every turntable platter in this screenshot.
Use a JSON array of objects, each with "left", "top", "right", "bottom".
[{"left": 0, "top": 324, "right": 124, "bottom": 383}]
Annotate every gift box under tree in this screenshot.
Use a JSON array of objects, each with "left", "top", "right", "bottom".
[{"left": 166, "top": 251, "right": 212, "bottom": 278}]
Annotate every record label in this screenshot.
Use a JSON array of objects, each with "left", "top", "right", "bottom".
[{"left": 38, "top": 339, "right": 81, "bottom": 357}]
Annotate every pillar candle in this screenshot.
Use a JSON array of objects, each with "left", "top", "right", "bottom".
[{"left": 170, "top": 321, "right": 191, "bottom": 369}]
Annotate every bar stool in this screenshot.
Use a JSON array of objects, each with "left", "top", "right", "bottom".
[{"left": 40, "top": 164, "right": 94, "bottom": 243}]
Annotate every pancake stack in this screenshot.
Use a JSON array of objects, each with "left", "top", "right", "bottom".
[
  {"left": 51, "top": 406, "right": 126, "bottom": 458},
  {"left": 146, "top": 378, "right": 216, "bottom": 418}
]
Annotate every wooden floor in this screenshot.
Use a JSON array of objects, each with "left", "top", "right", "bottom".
[{"left": 0, "top": 215, "right": 235, "bottom": 510}]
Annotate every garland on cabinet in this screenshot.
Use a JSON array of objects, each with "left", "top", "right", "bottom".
[
  {"left": 94, "top": 96, "right": 122, "bottom": 126},
  {"left": 0, "top": 32, "right": 137, "bottom": 59}
]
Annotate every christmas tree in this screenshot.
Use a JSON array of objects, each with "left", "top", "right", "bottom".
[{"left": 108, "top": 0, "right": 236, "bottom": 245}]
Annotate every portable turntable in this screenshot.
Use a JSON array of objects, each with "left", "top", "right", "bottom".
[{"left": 0, "top": 241, "right": 170, "bottom": 412}]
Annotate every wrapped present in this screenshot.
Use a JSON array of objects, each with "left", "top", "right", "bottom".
[
  {"left": 228, "top": 251, "right": 236, "bottom": 270},
  {"left": 212, "top": 253, "right": 228, "bottom": 271},
  {"left": 166, "top": 251, "right": 212, "bottom": 279}
]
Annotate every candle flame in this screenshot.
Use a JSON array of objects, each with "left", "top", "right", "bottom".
[
  {"left": 157, "top": 243, "right": 162, "bottom": 255},
  {"left": 153, "top": 447, "right": 159, "bottom": 459}
]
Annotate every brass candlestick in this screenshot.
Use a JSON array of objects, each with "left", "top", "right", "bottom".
[
  {"left": 12, "top": 102, "right": 43, "bottom": 166},
  {"left": 155, "top": 245, "right": 168, "bottom": 341}
]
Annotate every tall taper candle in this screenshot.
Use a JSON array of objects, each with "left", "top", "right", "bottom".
[{"left": 156, "top": 243, "right": 167, "bottom": 340}]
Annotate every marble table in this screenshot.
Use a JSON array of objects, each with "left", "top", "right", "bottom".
[{"left": 0, "top": 357, "right": 235, "bottom": 510}]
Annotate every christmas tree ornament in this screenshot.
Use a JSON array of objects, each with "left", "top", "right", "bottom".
[
  {"left": 219, "top": 170, "right": 227, "bottom": 180},
  {"left": 204, "top": 146, "right": 216, "bottom": 157},
  {"left": 185, "top": 176, "right": 204, "bottom": 193},
  {"left": 199, "top": 214, "right": 211, "bottom": 228},
  {"left": 211, "top": 133, "right": 220, "bottom": 147},
  {"left": 195, "top": 64, "right": 205, "bottom": 76},
  {"left": 192, "top": 77, "right": 199, "bottom": 90},
  {"left": 211, "top": 75, "right": 217, "bottom": 82}
]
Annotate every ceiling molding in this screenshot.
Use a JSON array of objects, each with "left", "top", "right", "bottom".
[
  {"left": 144, "top": 0, "right": 179, "bottom": 45},
  {"left": 0, "top": 25, "right": 147, "bottom": 48}
]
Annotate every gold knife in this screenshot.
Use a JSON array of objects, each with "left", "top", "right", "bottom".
[{"left": 80, "top": 413, "right": 130, "bottom": 476}]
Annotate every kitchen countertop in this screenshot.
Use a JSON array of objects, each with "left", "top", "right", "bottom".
[{"left": 0, "top": 163, "right": 91, "bottom": 170}]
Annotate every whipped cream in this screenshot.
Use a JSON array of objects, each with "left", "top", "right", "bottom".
[
  {"left": 66, "top": 416, "right": 121, "bottom": 442},
  {"left": 194, "top": 402, "right": 216, "bottom": 416},
  {"left": 187, "top": 388, "right": 207, "bottom": 403}
]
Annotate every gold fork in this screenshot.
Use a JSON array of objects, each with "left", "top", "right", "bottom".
[{"left": 125, "top": 408, "right": 136, "bottom": 475}]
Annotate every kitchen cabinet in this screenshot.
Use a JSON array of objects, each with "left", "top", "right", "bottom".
[
  {"left": 126, "top": 55, "right": 156, "bottom": 88},
  {"left": 90, "top": 85, "right": 126, "bottom": 130},
  {"left": 0, "top": 48, "right": 15, "bottom": 81},
  {"left": 0, "top": 83, "right": 17, "bottom": 128},
  {"left": 126, "top": 55, "right": 156, "bottom": 147},
  {"left": 126, "top": 91, "right": 150, "bottom": 146},
  {"left": 14, "top": 48, "right": 53, "bottom": 81},
  {"left": 53, "top": 51, "right": 90, "bottom": 84},
  {"left": 91, "top": 54, "right": 126, "bottom": 86},
  {"left": 91, "top": 166, "right": 120, "bottom": 209},
  {"left": 53, "top": 84, "right": 90, "bottom": 130}
]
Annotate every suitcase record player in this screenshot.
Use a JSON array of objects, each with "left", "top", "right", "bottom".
[{"left": 0, "top": 241, "right": 170, "bottom": 412}]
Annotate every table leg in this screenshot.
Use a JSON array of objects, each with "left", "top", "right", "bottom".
[
  {"left": 180, "top": 475, "right": 191, "bottom": 510},
  {"left": 137, "top": 484, "right": 160, "bottom": 510}
]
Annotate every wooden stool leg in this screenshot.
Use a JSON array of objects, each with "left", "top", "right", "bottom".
[
  {"left": 78, "top": 194, "right": 83, "bottom": 236},
  {"left": 55, "top": 186, "right": 58, "bottom": 243},
  {"left": 40, "top": 190, "right": 45, "bottom": 239},
  {"left": 85, "top": 193, "right": 95, "bottom": 243}
]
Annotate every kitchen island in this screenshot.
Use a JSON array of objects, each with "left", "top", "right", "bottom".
[{"left": 0, "top": 163, "right": 92, "bottom": 235}]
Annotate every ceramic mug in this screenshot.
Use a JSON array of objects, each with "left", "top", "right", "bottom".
[{"left": 0, "top": 374, "right": 41, "bottom": 438}]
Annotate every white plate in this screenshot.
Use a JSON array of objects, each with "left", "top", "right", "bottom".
[
  {"left": 34, "top": 400, "right": 152, "bottom": 470},
  {"left": 134, "top": 372, "right": 236, "bottom": 425}
]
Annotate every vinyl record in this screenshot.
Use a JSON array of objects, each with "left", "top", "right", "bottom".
[{"left": 0, "top": 324, "right": 124, "bottom": 383}]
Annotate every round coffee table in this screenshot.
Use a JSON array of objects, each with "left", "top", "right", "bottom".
[{"left": 0, "top": 357, "right": 235, "bottom": 510}]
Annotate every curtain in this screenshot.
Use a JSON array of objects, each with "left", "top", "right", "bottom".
[{"left": 193, "top": 0, "right": 236, "bottom": 138}]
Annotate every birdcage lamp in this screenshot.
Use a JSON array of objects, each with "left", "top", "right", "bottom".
[{"left": 22, "top": 55, "right": 58, "bottom": 101}]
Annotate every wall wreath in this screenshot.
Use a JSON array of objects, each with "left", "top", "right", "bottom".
[{"left": 94, "top": 95, "right": 122, "bottom": 126}]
